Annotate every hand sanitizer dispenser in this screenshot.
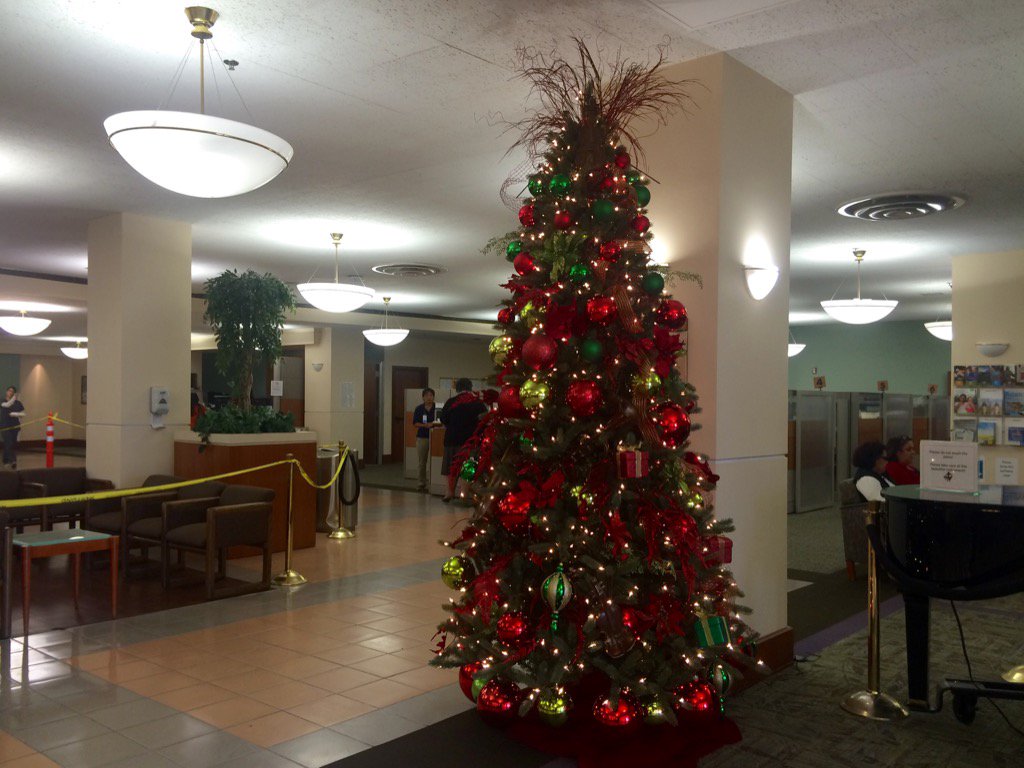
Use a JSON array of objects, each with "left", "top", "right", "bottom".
[{"left": 150, "top": 386, "right": 169, "bottom": 429}]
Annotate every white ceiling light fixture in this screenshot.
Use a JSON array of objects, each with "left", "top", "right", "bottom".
[
  {"left": 924, "top": 321, "right": 952, "bottom": 341},
  {"left": 788, "top": 331, "right": 805, "bottom": 357},
  {"left": 60, "top": 341, "right": 88, "bottom": 359},
  {"left": 362, "top": 297, "right": 409, "bottom": 347},
  {"left": 820, "top": 248, "right": 898, "bottom": 324},
  {"left": 0, "top": 310, "right": 51, "bottom": 336},
  {"left": 743, "top": 266, "right": 780, "bottom": 300},
  {"left": 103, "top": 7, "right": 293, "bottom": 198},
  {"left": 297, "top": 233, "right": 376, "bottom": 313}
]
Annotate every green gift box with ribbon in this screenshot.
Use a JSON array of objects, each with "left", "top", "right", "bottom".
[{"left": 693, "top": 612, "right": 730, "bottom": 648}]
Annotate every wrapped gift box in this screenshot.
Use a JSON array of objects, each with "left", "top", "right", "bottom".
[
  {"left": 703, "top": 535, "right": 733, "bottom": 566},
  {"left": 617, "top": 448, "right": 649, "bottom": 478},
  {"left": 693, "top": 613, "right": 731, "bottom": 648}
]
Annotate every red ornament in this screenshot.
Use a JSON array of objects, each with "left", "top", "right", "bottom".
[
  {"left": 567, "top": 380, "right": 603, "bottom": 417},
  {"left": 614, "top": 151, "right": 631, "bottom": 169},
  {"left": 513, "top": 252, "right": 536, "bottom": 276},
  {"left": 497, "top": 307, "right": 513, "bottom": 325},
  {"left": 521, "top": 334, "right": 558, "bottom": 371},
  {"left": 497, "top": 491, "right": 531, "bottom": 531},
  {"left": 631, "top": 215, "right": 650, "bottom": 234},
  {"left": 655, "top": 299, "right": 688, "bottom": 330},
  {"left": 592, "top": 691, "right": 640, "bottom": 728},
  {"left": 518, "top": 203, "right": 536, "bottom": 227},
  {"left": 598, "top": 240, "right": 622, "bottom": 262},
  {"left": 656, "top": 403, "right": 691, "bottom": 446},
  {"left": 477, "top": 679, "right": 521, "bottom": 717},
  {"left": 553, "top": 210, "right": 574, "bottom": 230},
  {"left": 586, "top": 296, "right": 616, "bottom": 325},
  {"left": 459, "top": 661, "right": 484, "bottom": 701},
  {"left": 497, "top": 384, "right": 525, "bottom": 417},
  {"left": 673, "top": 681, "right": 719, "bottom": 718},
  {"left": 496, "top": 612, "right": 530, "bottom": 647},
  {"left": 599, "top": 175, "right": 616, "bottom": 193}
]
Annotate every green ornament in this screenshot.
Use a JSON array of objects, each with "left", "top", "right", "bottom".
[
  {"left": 471, "top": 676, "right": 487, "bottom": 700},
  {"left": 641, "top": 271, "right": 665, "bottom": 295},
  {"left": 441, "top": 555, "right": 467, "bottom": 589},
  {"left": 506, "top": 240, "right": 524, "bottom": 261},
  {"left": 519, "top": 379, "right": 550, "bottom": 409},
  {"left": 528, "top": 175, "right": 545, "bottom": 196},
  {"left": 548, "top": 173, "right": 571, "bottom": 196},
  {"left": 626, "top": 170, "right": 642, "bottom": 185},
  {"left": 542, "top": 565, "right": 573, "bottom": 612},
  {"left": 517, "top": 431, "right": 535, "bottom": 450},
  {"left": 631, "top": 370, "right": 661, "bottom": 392},
  {"left": 489, "top": 335, "right": 513, "bottom": 365},
  {"left": 709, "top": 663, "right": 733, "bottom": 696},
  {"left": 592, "top": 199, "right": 615, "bottom": 220},
  {"left": 520, "top": 301, "right": 545, "bottom": 327},
  {"left": 537, "top": 689, "right": 572, "bottom": 727},
  {"left": 568, "top": 263, "right": 592, "bottom": 284},
  {"left": 642, "top": 699, "right": 668, "bottom": 725},
  {"left": 459, "top": 457, "right": 478, "bottom": 481},
  {"left": 634, "top": 184, "right": 651, "bottom": 207},
  {"left": 580, "top": 338, "right": 603, "bottom": 363}
]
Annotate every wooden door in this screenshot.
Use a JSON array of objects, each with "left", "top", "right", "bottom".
[
  {"left": 390, "top": 365, "right": 428, "bottom": 463},
  {"left": 362, "top": 342, "right": 385, "bottom": 464}
]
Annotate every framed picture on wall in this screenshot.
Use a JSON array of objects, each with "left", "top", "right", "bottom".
[{"left": 81, "top": 375, "right": 87, "bottom": 405}]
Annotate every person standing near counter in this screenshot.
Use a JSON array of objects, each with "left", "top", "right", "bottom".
[
  {"left": 412, "top": 388, "right": 439, "bottom": 492},
  {"left": 1, "top": 386, "right": 26, "bottom": 469},
  {"left": 439, "top": 378, "right": 487, "bottom": 502}
]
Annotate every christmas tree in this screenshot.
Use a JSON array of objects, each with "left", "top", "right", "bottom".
[{"left": 433, "top": 42, "right": 761, "bottom": 732}]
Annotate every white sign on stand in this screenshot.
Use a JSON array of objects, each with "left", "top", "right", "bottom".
[{"left": 920, "top": 440, "right": 979, "bottom": 492}]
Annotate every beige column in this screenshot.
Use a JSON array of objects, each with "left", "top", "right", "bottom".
[
  {"left": 86, "top": 213, "right": 192, "bottom": 486},
  {"left": 641, "top": 54, "right": 793, "bottom": 636},
  {"left": 304, "top": 326, "right": 365, "bottom": 455}
]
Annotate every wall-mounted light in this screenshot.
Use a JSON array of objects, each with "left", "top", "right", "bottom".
[
  {"left": 743, "top": 266, "right": 780, "bottom": 300},
  {"left": 924, "top": 321, "right": 952, "bottom": 341},
  {"left": 976, "top": 342, "right": 1009, "bottom": 358},
  {"left": 310, "top": 362, "right": 324, "bottom": 372}
]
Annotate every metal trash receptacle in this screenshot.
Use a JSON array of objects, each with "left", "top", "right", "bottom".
[{"left": 316, "top": 447, "right": 339, "bottom": 533}]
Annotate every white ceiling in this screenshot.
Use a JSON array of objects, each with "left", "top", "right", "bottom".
[{"left": 1, "top": 0, "right": 1022, "bottom": 349}]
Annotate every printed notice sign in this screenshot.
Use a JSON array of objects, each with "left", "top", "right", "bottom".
[
  {"left": 921, "top": 440, "right": 979, "bottom": 492},
  {"left": 997, "top": 458, "right": 1019, "bottom": 484},
  {"left": 270, "top": 380, "right": 284, "bottom": 397}
]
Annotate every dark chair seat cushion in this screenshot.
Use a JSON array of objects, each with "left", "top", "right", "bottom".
[
  {"left": 127, "top": 517, "right": 162, "bottom": 540},
  {"left": 17, "top": 467, "right": 87, "bottom": 494},
  {"left": 0, "top": 471, "right": 20, "bottom": 499},
  {"left": 165, "top": 523, "right": 206, "bottom": 548},
  {"left": 219, "top": 485, "right": 275, "bottom": 506},
  {"left": 87, "top": 511, "right": 121, "bottom": 534}
]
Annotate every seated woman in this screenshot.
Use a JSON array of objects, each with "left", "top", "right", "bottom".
[
  {"left": 852, "top": 441, "right": 893, "bottom": 502},
  {"left": 884, "top": 435, "right": 920, "bottom": 485}
]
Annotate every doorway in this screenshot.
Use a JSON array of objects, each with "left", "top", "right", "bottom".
[
  {"left": 390, "top": 365, "right": 428, "bottom": 463},
  {"left": 362, "top": 343, "right": 384, "bottom": 465}
]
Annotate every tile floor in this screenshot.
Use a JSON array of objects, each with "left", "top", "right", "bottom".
[{"left": 0, "top": 474, "right": 478, "bottom": 768}]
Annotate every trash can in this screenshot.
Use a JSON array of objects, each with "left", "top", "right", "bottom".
[{"left": 316, "top": 447, "right": 339, "bottom": 533}]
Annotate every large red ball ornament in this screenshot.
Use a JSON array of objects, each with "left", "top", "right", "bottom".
[
  {"left": 459, "top": 662, "right": 485, "bottom": 701},
  {"left": 598, "top": 240, "right": 622, "bottom": 262},
  {"left": 586, "top": 296, "right": 616, "bottom": 325},
  {"left": 655, "top": 299, "right": 688, "bottom": 330},
  {"left": 553, "top": 211, "right": 574, "bottom": 230},
  {"left": 656, "top": 403, "right": 691, "bottom": 446},
  {"left": 567, "top": 380, "right": 603, "bottom": 417},
  {"left": 477, "top": 679, "right": 521, "bottom": 717},
  {"left": 497, "top": 307, "right": 513, "bottom": 325},
  {"left": 673, "top": 681, "right": 719, "bottom": 718},
  {"left": 614, "top": 150, "right": 631, "bottom": 169},
  {"left": 599, "top": 175, "right": 616, "bottom": 194},
  {"left": 593, "top": 691, "right": 640, "bottom": 728},
  {"left": 518, "top": 203, "right": 536, "bottom": 227},
  {"left": 631, "top": 215, "right": 650, "bottom": 234},
  {"left": 498, "top": 384, "right": 526, "bottom": 417},
  {"left": 496, "top": 612, "right": 530, "bottom": 647},
  {"left": 497, "top": 492, "right": 531, "bottom": 531},
  {"left": 522, "top": 334, "right": 558, "bottom": 371},
  {"left": 513, "top": 252, "right": 536, "bottom": 276}
]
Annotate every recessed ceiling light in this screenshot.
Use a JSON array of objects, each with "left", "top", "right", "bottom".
[
  {"left": 837, "top": 193, "right": 965, "bottom": 221},
  {"left": 371, "top": 263, "right": 447, "bottom": 278}
]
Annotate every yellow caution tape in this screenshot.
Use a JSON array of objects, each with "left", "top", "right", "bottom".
[{"left": 0, "top": 413, "right": 86, "bottom": 432}]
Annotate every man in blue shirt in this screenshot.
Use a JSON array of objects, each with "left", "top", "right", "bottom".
[{"left": 412, "top": 388, "right": 439, "bottom": 491}]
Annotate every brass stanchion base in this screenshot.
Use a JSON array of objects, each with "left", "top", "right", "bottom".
[
  {"left": 327, "top": 528, "right": 355, "bottom": 540},
  {"left": 1001, "top": 664, "right": 1024, "bottom": 683},
  {"left": 272, "top": 569, "right": 308, "bottom": 587},
  {"left": 841, "top": 690, "right": 909, "bottom": 721}
]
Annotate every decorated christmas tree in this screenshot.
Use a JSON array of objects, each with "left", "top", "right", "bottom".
[{"left": 433, "top": 42, "right": 761, "bottom": 735}]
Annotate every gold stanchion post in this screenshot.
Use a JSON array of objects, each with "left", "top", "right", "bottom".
[
  {"left": 328, "top": 440, "right": 355, "bottom": 540},
  {"left": 272, "top": 453, "right": 307, "bottom": 586},
  {"left": 841, "top": 500, "right": 908, "bottom": 720}
]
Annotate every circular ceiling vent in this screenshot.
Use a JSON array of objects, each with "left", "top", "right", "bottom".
[
  {"left": 371, "top": 263, "right": 447, "bottom": 278},
  {"left": 837, "top": 192, "right": 965, "bottom": 221}
]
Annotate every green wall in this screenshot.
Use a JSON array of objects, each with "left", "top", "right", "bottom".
[
  {"left": 788, "top": 320, "right": 951, "bottom": 394},
  {"left": 0, "top": 354, "right": 19, "bottom": 393}
]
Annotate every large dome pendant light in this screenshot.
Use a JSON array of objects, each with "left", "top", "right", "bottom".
[
  {"left": 104, "top": 7, "right": 293, "bottom": 198},
  {"left": 0, "top": 310, "right": 51, "bottom": 336},
  {"left": 297, "top": 233, "right": 376, "bottom": 313},
  {"left": 820, "top": 248, "right": 898, "bottom": 324},
  {"left": 362, "top": 297, "right": 409, "bottom": 347}
]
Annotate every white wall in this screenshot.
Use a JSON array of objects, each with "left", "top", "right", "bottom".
[{"left": 17, "top": 355, "right": 79, "bottom": 441}]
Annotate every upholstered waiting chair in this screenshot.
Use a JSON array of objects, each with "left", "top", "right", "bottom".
[
  {"left": 15, "top": 467, "right": 114, "bottom": 529},
  {"left": 838, "top": 478, "right": 869, "bottom": 580},
  {"left": 0, "top": 471, "right": 47, "bottom": 531},
  {"left": 160, "top": 484, "right": 275, "bottom": 599}
]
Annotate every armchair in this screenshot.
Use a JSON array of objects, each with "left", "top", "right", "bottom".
[
  {"left": 16, "top": 467, "right": 114, "bottom": 529},
  {"left": 160, "top": 484, "right": 275, "bottom": 599},
  {"left": 0, "top": 471, "right": 47, "bottom": 531}
]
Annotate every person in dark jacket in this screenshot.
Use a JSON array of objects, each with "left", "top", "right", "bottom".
[
  {"left": 852, "top": 441, "right": 893, "bottom": 503},
  {"left": 439, "top": 378, "right": 487, "bottom": 501},
  {"left": 1, "top": 385, "right": 26, "bottom": 469}
]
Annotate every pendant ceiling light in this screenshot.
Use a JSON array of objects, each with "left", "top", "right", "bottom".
[
  {"left": 297, "top": 233, "right": 375, "bottom": 313},
  {"left": 820, "top": 248, "right": 897, "bottom": 324},
  {"left": 362, "top": 297, "right": 409, "bottom": 347},
  {"left": 60, "top": 341, "right": 89, "bottom": 360},
  {"left": 924, "top": 321, "right": 952, "bottom": 341},
  {"left": 787, "top": 332, "right": 805, "bottom": 357},
  {"left": 0, "top": 310, "right": 51, "bottom": 336},
  {"left": 104, "top": 7, "right": 293, "bottom": 198}
]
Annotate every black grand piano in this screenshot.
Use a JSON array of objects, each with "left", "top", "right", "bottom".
[{"left": 877, "top": 485, "right": 1024, "bottom": 720}]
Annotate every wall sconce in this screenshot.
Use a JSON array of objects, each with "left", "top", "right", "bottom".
[
  {"left": 743, "top": 266, "right": 779, "bottom": 300},
  {"left": 976, "top": 342, "right": 1009, "bottom": 358},
  {"left": 311, "top": 362, "right": 324, "bottom": 372}
]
